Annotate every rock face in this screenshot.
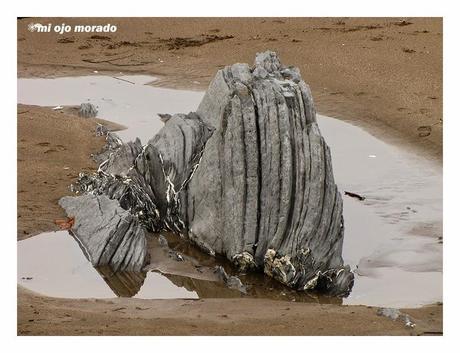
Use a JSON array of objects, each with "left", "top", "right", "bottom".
[
  {"left": 74, "top": 112, "right": 214, "bottom": 233},
  {"left": 185, "top": 51, "right": 353, "bottom": 295},
  {"left": 59, "top": 194, "right": 148, "bottom": 272},
  {"left": 66, "top": 51, "right": 353, "bottom": 296}
]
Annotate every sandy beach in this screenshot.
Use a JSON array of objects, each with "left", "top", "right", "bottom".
[
  {"left": 18, "top": 17, "right": 442, "bottom": 159},
  {"left": 17, "top": 104, "right": 123, "bottom": 240},
  {"left": 17, "top": 17, "right": 443, "bottom": 336},
  {"left": 18, "top": 286, "right": 442, "bottom": 336}
]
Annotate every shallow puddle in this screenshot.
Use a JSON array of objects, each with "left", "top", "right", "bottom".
[
  {"left": 17, "top": 75, "right": 442, "bottom": 307},
  {"left": 319, "top": 116, "right": 442, "bottom": 307},
  {"left": 17, "top": 231, "right": 198, "bottom": 299},
  {"left": 17, "top": 75, "right": 204, "bottom": 143},
  {"left": 17, "top": 230, "right": 341, "bottom": 304}
]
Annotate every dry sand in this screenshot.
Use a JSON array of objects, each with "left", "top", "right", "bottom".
[
  {"left": 18, "top": 17, "right": 442, "bottom": 159},
  {"left": 18, "top": 287, "right": 442, "bottom": 336},
  {"left": 17, "top": 104, "right": 123, "bottom": 240},
  {"left": 17, "top": 17, "right": 443, "bottom": 335}
]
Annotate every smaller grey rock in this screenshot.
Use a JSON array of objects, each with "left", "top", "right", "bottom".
[
  {"left": 168, "top": 250, "right": 185, "bottom": 261},
  {"left": 377, "top": 308, "right": 416, "bottom": 328},
  {"left": 158, "top": 234, "right": 169, "bottom": 247},
  {"left": 79, "top": 103, "right": 98, "bottom": 118},
  {"left": 95, "top": 123, "right": 108, "bottom": 137},
  {"left": 226, "top": 276, "right": 247, "bottom": 294},
  {"left": 214, "top": 266, "right": 247, "bottom": 294},
  {"left": 214, "top": 265, "right": 228, "bottom": 282},
  {"left": 59, "top": 194, "right": 148, "bottom": 272},
  {"left": 377, "top": 307, "right": 401, "bottom": 321}
]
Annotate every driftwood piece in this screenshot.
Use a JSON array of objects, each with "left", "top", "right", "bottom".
[{"left": 344, "top": 191, "right": 365, "bottom": 201}]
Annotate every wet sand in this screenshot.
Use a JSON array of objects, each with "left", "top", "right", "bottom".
[
  {"left": 17, "top": 17, "right": 443, "bottom": 159},
  {"left": 17, "top": 17, "right": 443, "bottom": 335},
  {"left": 17, "top": 104, "right": 123, "bottom": 240},
  {"left": 18, "top": 286, "right": 442, "bottom": 336},
  {"left": 17, "top": 75, "right": 442, "bottom": 308},
  {"left": 16, "top": 101, "right": 443, "bottom": 336}
]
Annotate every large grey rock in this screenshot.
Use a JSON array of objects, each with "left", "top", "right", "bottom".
[
  {"left": 68, "top": 51, "right": 353, "bottom": 296},
  {"left": 59, "top": 194, "right": 148, "bottom": 272},
  {"left": 185, "top": 51, "right": 353, "bottom": 295}
]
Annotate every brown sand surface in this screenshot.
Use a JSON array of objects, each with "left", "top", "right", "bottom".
[
  {"left": 17, "top": 287, "right": 442, "bottom": 336},
  {"left": 17, "top": 104, "right": 123, "bottom": 240},
  {"left": 18, "top": 17, "right": 442, "bottom": 159},
  {"left": 15, "top": 107, "right": 443, "bottom": 335},
  {"left": 17, "top": 17, "right": 443, "bottom": 335}
]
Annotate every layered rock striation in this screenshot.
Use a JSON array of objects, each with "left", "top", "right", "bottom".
[
  {"left": 61, "top": 51, "right": 354, "bottom": 296},
  {"left": 59, "top": 194, "right": 148, "bottom": 272}
]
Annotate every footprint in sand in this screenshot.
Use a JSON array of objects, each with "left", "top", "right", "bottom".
[
  {"left": 417, "top": 126, "right": 432, "bottom": 137},
  {"left": 57, "top": 37, "right": 75, "bottom": 44},
  {"left": 44, "top": 148, "right": 57, "bottom": 154},
  {"left": 420, "top": 108, "right": 430, "bottom": 114}
]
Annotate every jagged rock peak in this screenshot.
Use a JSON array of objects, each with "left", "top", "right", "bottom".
[
  {"left": 187, "top": 51, "right": 353, "bottom": 296},
  {"left": 254, "top": 50, "right": 282, "bottom": 73}
]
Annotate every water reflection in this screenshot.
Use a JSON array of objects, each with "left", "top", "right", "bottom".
[
  {"left": 96, "top": 266, "right": 146, "bottom": 297},
  {"left": 17, "top": 230, "right": 340, "bottom": 303},
  {"left": 17, "top": 76, "right": 443, "bottom": 308}
]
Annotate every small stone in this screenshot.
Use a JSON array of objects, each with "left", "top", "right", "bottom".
[
  {"left": 158, "top": 235, "right": 169, "bottom": 247},
  {"left": 78, "top": 103, "right": 98, "bottom": 118}
]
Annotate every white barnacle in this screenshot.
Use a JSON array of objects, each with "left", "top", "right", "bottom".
[
  {"left": 303, "top": 275, "right": 319, "bottom": 290},
  {"left": 232, "top": 251, "right": 255, "bottom": 271},
  {"left": 265, "top": 248, "right": 276, "bottom": 261},
  {"left": 299, "top": 247, "right": 311, "bottom": 256}
]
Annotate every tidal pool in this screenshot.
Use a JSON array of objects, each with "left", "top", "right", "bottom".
[{"left": 17, "top": 75, "right": 442, "bottom": 307}]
